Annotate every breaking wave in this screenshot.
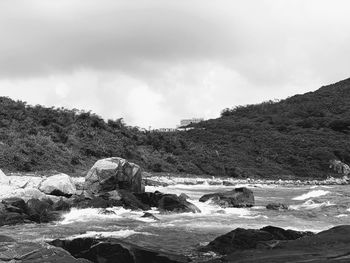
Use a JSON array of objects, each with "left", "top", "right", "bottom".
[
  {"left": 292, "top": 190, "right": 330, "bottom": 201},
  {"left": 289, "top": 199, "right": 334, "bottom": 210}
]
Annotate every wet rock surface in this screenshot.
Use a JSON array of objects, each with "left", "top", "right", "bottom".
[
  {"left": 199, "top": 187, "right": 254, "bottom": 208},
  {"left": 201, "top": 225, "right": 350, "bottom": 262},
  {"left": 50, "top": 237, "right": 190, "bottom": 263}
]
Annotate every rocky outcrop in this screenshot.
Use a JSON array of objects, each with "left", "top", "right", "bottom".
[
  {"left": 199, "top": 187, "right": 254, "bottom": 208},
  {"left": 201, "top": 225, "right": 313, "bottom": 255},
  {"left": 207, "top": 225, "right": 350, "bottom": 263},
  {"left": 39, "top": 173, "right": 77, "bottom": 197},
  {"left": 84, "top": 157, "right": 144, "bottom": 194},
  {"left": 0, "top": 236, "right": 91, "bottom": 263},
  {"left": 50, "top": 237, "right": 190, "bottom": 263},
  {"left": 266, "top": 203, "right": 289, "bottom": 210}
]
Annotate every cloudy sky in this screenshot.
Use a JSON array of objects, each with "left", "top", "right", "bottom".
[{"left": 0, "top": 0, "right": 350, "bottom": 128}]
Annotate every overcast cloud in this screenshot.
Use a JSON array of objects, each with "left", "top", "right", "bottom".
[{"left": 0, "top": 0, "right": 350, "bottom": 128}]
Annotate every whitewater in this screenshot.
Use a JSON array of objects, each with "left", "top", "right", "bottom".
[{"left": 1, "top": 180, "right": 350, "bottom": 256}]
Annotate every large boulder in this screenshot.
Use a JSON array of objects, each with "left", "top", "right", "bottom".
[
  {"left": 199, "top": 187, "right": 254, "bottom": 208},
  {"left": 50, "top": 237, "right": 190, "bottom": 263},
  {"left": 26, "top": 198, "right": 61, "bottom": 223},
  {"left": 39, "top": 173, "right": 77, "bottom": 197},
  {"left": 84, "top": 157, "right": 144, "bottom": 194}
]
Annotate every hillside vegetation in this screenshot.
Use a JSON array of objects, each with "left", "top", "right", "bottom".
[{"left": 1, "top": 78, "right": 350, "bottom": 178}]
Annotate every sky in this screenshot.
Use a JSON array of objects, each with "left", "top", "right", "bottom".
[{"left": 0, "top": 0, "right": 350, "bottom": 128}]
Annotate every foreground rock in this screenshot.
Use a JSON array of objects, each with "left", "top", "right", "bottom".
[
  {"left": 201, "top": 226, "right": 313, "bottom": 255},
  {"left": 0, "top": 236, "right": 91, "bottom": 263},
  {"left": 39, "top": 173, "right": 77, "bottom": 197},
  {"left": 84, "top": 157, "right": 144, "bottom": 194},
  {"left": 199, "top": 187, "right": 254, "bottom": 208},
  {"left": 50, "top": 237, "right": 190, "bottom": 263},
  {"left": 202, "top": 225, "right": 350, "bottom": 262}
]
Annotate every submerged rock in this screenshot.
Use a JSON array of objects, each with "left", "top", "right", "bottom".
[
  {"left": 84, "top": 157, "right": 144, "bottom": 194},
  {"left": 266, "top": 203, "right": 289, "bottom": 210},
  {"left": 199, "top": 187, "right": 254, "bottom": 208},
  {"left": 50, "top": 237, "right": 190, "bottom": 263},
  {"left": 39, "top": 173, "right": 77, "bottom": 197}
]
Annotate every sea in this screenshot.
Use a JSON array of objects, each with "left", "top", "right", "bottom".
[{"left": 1, "top": 180, "right": 350, "bottom": 259}]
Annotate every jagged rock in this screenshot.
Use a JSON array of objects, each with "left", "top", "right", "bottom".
[
  {"left": 329, "top": 159, "right": 350, "bottom": 175},
  {"left": 266, "top": 203, "right": 289, "bottom": 210},
  {"left": 50, "top": 237, "right": 190, "bottom": 263},
  {"left": 39, "top": 173, "right": 77, "bottom": 197},
  {"left": 199, "top": 187, "right": 254, "bottom": 208},
  {"left": 84, "top": 157, "right": 144, "bottom": 194}
]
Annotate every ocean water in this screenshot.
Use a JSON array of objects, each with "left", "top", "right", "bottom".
[{"left": 1, "top": 182, "right": 350, "bottom": 257}]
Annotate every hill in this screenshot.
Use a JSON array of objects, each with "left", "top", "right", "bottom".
[{"left": 0, "top": 78, "right": 350, "bottom": 178}]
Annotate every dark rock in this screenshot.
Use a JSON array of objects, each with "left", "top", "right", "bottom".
[
  {"left": 222, "top": 225, "right": 350, "bottom": 262},
  {"left": 72, "top": 195, "right": 122, "bottom": 209},
  {"left": 179, "top": 193, "right": 190, "bottom": 201},
  {"left": 158, "top": 195, "right": 201, "bottom": 213},
  {"left": 0, "top": 212, "right": 29, "bottom": 226},
  {"left": 84, "top": 157, "right": 144, "bottom": 194},
  {"left": 266, "top": 203, "right": 289, "bottom": 210},
  {"left": 223, "top": 181, "right": 235, "bottom": 186},
  {"left": 50, "top": 189, "right": 73, "bottom": 198},
  {"left": 118, "top": 190, "right": 150, "bottom": 211},
  {"left": 1, "top": 197, "right": 27, "bottom": 213},
  {"left": 98, "top": 209, "right": 116, "bottom": 215},
  {"left": 50, "top": 237, "right": 190, "bottom": 263},
  {"left": 26, "top": 198, "right": 61, "bottom": 223},
  {"left": 0, "top": 238, "right": 91, "bottom": 263},
  {"left": 202, "top": 225, "right": 312, "bottom": 254},
  {"left": 134, "top": 191, "right": 164, "bottom": 207},
  {"left": 199, "top": 187, "right": 254, "bottom": 208},
  {"left": 141, "top": 212, "right": 160, "bottom": 221},
  {"left": 53, "top": 198, "right": 71, "bottom": 211},
  {"left": 0, "top": 235, "right": 15, "bottom": 243}
]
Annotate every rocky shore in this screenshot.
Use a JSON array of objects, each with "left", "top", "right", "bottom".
[{"left": 1, "top": 156, "right": 350, "bottom": 263}]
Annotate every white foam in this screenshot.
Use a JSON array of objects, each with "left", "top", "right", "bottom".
[
  {"left": 67, "top": 229, "right": 154, "bottom": 239},
  {"left": 289, "top": 199, "right": 334, "bottom": 210},
  {"left": 347, "top": 208, "right": 350, "bottom": 212},
  {"left": 335, "top": 214, "right": 348, "bottom": 218},
  {"left": 292, "top": 190, "right": 330, "bottom": 200},
  {"left": 60, "top": 207, "right": 146, "bottom": 225}
]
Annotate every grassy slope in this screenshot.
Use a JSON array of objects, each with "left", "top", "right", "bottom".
[{"left": 0, "top": 78, "right": 349, "bottom": 178}]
